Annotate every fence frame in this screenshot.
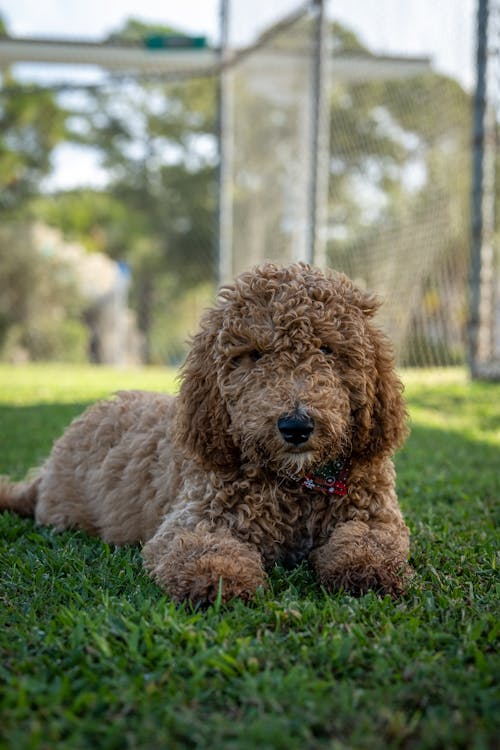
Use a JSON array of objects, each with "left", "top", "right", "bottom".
[{"left": 469, "top": 0, "right": 500, "bottom": 379}]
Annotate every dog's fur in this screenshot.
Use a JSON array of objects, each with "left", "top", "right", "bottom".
[{"left": 0, "top": 263, "right": 411, "bottom": 604}]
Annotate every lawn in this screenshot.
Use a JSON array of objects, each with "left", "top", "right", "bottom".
[{"left": 0, "top": 364, "right": 498, "bottom": 750}]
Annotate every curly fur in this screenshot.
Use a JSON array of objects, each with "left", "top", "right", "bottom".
[{"left": 0, "top": 263, "right": 411, "bottom": 604}]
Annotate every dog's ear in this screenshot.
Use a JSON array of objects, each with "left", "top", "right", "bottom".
[
  {"left": 175, "top": 307, "right": 239, "bottom": 470},
  {"left": 351, "top": 324, "right": 408, "bottom": 460}
]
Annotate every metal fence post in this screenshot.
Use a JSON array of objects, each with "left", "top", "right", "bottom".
[
  {"left": 216, "top": 0, "right": 234, "bottom": 285},
  {"left": 469, "top": 0, "right": 498, "bottom": 378},
  {"left": 307, "top": 0, "right": 331, "bottom": 268}
]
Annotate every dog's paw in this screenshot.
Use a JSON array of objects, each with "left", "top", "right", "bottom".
[
  {"left": 310, "top": 520, "right": 412, "bottom": 598},
  {"left": 176, "top": 551, "right": 266, "bottom": 605},
  {"left": 315, "top": 560, "right": 413, "bottom": 598},
  {"left": 143, "top": 531, "right": 267, "bottom": 606}
]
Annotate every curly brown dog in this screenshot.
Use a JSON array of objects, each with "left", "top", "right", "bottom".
[{"left": 0, "top": 263, "right": 411, "bottom": 604}]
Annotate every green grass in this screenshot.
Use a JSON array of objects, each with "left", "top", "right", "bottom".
[{"left": 0, "top": 364, "right": 498, "bottom": 750}]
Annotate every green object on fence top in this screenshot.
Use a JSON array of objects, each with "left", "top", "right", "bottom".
[{"left": 144, "top": 35, "right": 207, "bottom": 50}]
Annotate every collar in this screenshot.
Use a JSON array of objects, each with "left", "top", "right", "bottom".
[{"left": 292, "top": 457, "right": 352, "bottom": 497}]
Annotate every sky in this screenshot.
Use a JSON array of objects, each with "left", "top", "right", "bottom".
[{"left": 0, "top": 0, "right": 477, "bottom": 189}]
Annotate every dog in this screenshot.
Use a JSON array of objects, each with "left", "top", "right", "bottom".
[{"left": 1, "top": 263, "right": 411, "bottom": 604}]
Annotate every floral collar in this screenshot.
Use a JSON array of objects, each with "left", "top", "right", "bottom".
[{"left": 298, "top": 457, "right": 352, "bottom": 497}]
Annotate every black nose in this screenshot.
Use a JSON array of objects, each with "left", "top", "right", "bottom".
[{"left": 277, "top": 414, "right": 314, "bottom": 446}]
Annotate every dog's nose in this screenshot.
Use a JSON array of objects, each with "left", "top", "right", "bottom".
[{"left": 277, "top": 414, "right": 314, "bottom": 445}]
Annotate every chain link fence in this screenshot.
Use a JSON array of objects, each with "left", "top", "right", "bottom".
[
  {"left": 222, "top": 0, "right": 498, "bottom": 370},
  {"left": 0, "top": 0, "right": 498, "bottom": 371}
]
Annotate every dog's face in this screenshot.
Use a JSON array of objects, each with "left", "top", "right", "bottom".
[
  {"left": 215, "top": 271, "right": 356, "bottom": 475},
  {"left": 177, "top": 263, "right": 406, "bottom": 474}
]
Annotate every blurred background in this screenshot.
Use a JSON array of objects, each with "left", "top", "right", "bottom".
[{"left": 0, "top": 0, "right": 498, "bottom": 374}]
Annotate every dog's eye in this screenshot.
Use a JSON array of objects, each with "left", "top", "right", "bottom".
[
  {"left": 320, "top": 345, "right": 333, "bottom": 355},
  {"left": 232, "top": 349, "right": 262, "bottom": 366}
]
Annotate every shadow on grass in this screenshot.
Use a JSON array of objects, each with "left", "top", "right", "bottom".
[
  {"left": 396, "top": 421, "right": 500, "bottom": 507},
  {"left": 0, "top": 401, "right": 93, "bottom": 478}
]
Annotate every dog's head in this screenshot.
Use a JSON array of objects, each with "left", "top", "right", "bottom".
[{"left": 176, "top": 263, "right": 407, "bottom": 475}]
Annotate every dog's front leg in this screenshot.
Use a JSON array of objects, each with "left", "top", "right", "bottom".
[
  {"left": 142, "top": 523, "right": 267, "bottom": 605},
  {"left": 310, "top": 514, "right": 411, "bottom": 598}
]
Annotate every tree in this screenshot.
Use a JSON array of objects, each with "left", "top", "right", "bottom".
[
  {"left": 0, "top": 16, "right": 67, "bottom": 215},
  {"left": 325, "top": 54, "right": 472, "bottom": 363},
  {"left": 0, "top": 224, "right": 87, "bottom": 362},
  {"left": 232, "top": 16, "right": 475, "bottom": 364},
  {"left": 54, "top": 19, "right": 218, "bottom": 362},
  {"left": 0, "top": 14, "right": 89, "bottom": 362}
]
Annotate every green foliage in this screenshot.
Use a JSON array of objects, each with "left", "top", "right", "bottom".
[
  {"left": 31, "top": 190, "right": 134, "bottom": 256},
  {"left": 82, "top": 75, "right": 217, "bottom": 287},
  {"left": 327, "top": 72, "right": 471, "bottom": 240},
  {"left": 32, "top": 16, "right": 220, "bottom": 361},
  {"left": 148, "top": 279, "right": 215, "bottom": 364},
  {"left": 326, "top": 63, "right": 473, "bottom": 366},
  {"left": 0, "top": 225, "right": 88, "bottom": 362},
  {"left": 0, "top": 366, "right": 498, "bottom": 749},
  {"left": 330, "top": 20, "right": 372, "bottom": 54},
  {"left": 105, "top": 17, "right": 179, "bottom": 43},
  {"left": 4, "top": 319, "right": 88, "bottom": 364},
  {"left": 0, "top": 75, "right": 66, "bottom": 214}
]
